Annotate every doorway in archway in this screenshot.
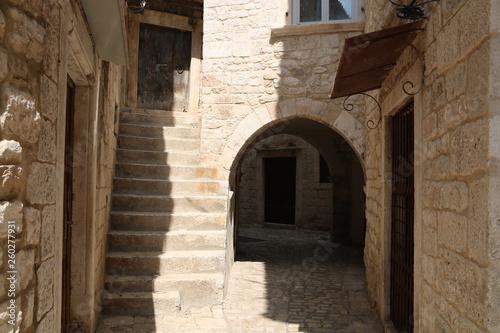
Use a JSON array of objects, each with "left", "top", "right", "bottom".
[
  {"left": 264, "top": 157, "right": 296, "bottom": 224},
  {"left": 227, "top": 117, "right": 373, "bottom": 330}
]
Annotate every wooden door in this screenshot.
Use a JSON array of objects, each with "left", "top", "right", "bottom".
[
  {"left": 264, "top": 157, "right": 296, "bottom": 224},
  {"left": 62, "top": 77, "right": 75, "bottom": 332},
  {"left": 390, "top": 101, "right": 415, "bottom": 332},
  {"left": 137, "top": 23, "right": 192, "bottom": 111}
]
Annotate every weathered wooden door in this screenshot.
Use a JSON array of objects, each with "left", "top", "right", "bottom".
[
  {"left": 62, "top": 77, "right": 75, "bottom": 332},
  {"left": 264, "top": 157, "right": 296, "bottom": 224},
  {"left": 390, "top": 101, "right": 414, "bottom": 332},
  {"left": 137, "top": 23, "right": 192, "bottom": 111}
]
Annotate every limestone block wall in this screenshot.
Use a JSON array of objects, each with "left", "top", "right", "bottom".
[
  {"left": 0, "top": 2, "right": 58, "bottom": 331},
  {"left": 0, "top": 1, "right": 123, "bottom": 332},
  {"left": 199, "top": 0, "right": 367, "bottom": 176},
  {"left": 238, "top": 134, "right": 333, "bottom": 230},
  {"left": 362, "top": 0, "right": 500, "bottom": 331},
  {"left": 301, "top": 183, "right": 334, "bottom": 230}
]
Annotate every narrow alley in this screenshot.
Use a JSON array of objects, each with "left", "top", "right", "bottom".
[{"left": 98, "top": 226, "right": 382, "bottom": 333}]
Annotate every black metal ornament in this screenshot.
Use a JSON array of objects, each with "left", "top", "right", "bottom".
[
  {"left": 126, "top": 0, "right": 146, "bottom": 14},
  {"left": 388, "top": 0, "right": 438, "bottom": 20}
]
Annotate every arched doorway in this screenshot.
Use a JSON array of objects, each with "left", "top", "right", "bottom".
[
  {"left": 229, "top": 117, "right": 366, "bottom": 252},
  {"left": 222, "top": 117, "right": 381, "bottom": 331}
]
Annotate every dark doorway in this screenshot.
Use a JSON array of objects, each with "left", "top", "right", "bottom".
[
  {"left": 62, "top": 77, "right": 76, "bottom": 332},
  {"left": 264, "top": 157, "right": 296, "bottom": 224},
  {"left": 390, "top": 101, "right": 415, "bottom": 332},
  {"left": 137, "top": 23, "right": 192, "bottom": 111}
]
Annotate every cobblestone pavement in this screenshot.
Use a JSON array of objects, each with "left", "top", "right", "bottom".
[{"left": 98, "top": 226, "right": 383, "bottom": 333}]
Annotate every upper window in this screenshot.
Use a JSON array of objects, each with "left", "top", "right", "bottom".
[{"left": 293, "top": 0, "right": 356, "bottom": 24}]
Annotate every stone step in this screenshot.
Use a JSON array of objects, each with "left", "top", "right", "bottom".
[
  {"left": 107, "top": 230, "right": 226, "bottom": 252},
  {"left": 106, "top": 250, "right": 226, "bottom": 275},
  {"left": 119, "top": 123, "right": 200, "bottom": 139},
  {"left": 116, "top": 149, "right": 199, "bottom": 166},
  {"left": 122, "top": 107, "right": 195, "bottom": 117},
  {"left": 112, "top": 194, "right": 227, "bottom": 213},
  {"left": 101, "top": 290, "right": 181, "bottom": 316},
  {"left": 120, "top": 112, "right": 200, "bottom": 128},
  {"left": 115, "top": 163, "right": 222, "bottom": 180},
  {"left": 113, "top": 177, "right": 227, "bottom": 196},
  {"left": 110, "top": 212, "right": 226, "bottom": 231},
  {"left": 118, "top": 135, "right": 199, "bottom": 152},
  {"left": 104, "top": 273, "right": 224, "bottom": 307}
]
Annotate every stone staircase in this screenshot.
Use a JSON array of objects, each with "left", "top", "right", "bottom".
[{"left": 101, "top": 108, "right": 227, "bottom": 317}]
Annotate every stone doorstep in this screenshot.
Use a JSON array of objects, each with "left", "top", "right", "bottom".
[
  {"left": 101, "top": 290, "right": 181, "bottom": 316},
  {"left": 111, "top": 194, "right": 228, "bottom": 214},
  {"left": 105, "top": 273, "right": 224, "bottom": 292},
  {"left": 105, "top": 250, "right": 226, "bottom": 275},
  {"left": 112, "top": 177, "right": 227, "bottom": 196},
  {"left": 115, "top": 148, "right": 200, "bottom": 166},
  {"left": 122, "top": 107, "right": 199, "bottom": 117},
  {"left": 118, "top": 134, "right": 200, "bottom": 152},
  {"left": 106, "top": 229, "right": 227, "bottom": 252},
  {"left": 109, "top": 211, "right": 227, "bottom": 231},
  {"left": 119, "top": 122, "right": 201, "bottom": 139},
  {"left": 104, "top": 273, "right": 225, "bottom": 307},
  {"left": 114, "top": 163, "right": 222, "bottom": 180},
  {"left": 119, "top": 112, "right": 200, "bottom": 128}
]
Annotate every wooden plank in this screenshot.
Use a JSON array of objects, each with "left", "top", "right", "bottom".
[
  {"left": 146, "top": 0, "right": 203, "bottom": 20},
  {"left": 331, "top": 21, "right": 425, "bottom": 99},
  {"left": 138, "top": 9, "right": 196, "bottom": 32}
]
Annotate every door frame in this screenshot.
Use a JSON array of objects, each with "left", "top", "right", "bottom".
[
  {"left": 62, "top": 77, "right": 76, "bottom": 331},
  {"left": 126, "top": 9, "right": 202, "bottom": 112},
  {"left": 256, "top": 148, "right": 302, "bottom": 226},
  {"left": 58, "top": 4, "right": 102, "bottom": 331}
]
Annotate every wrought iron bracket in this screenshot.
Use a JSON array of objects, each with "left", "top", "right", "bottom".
[
  {"left": 388, "top": 0, "right": 439, "bottom": 20},
  {"left": 343, "top": 93, "right": 382, "bottom": 130},
  {"left": 126, "top": 0, "right": 146, "bottom": 14},
  {"left": 341, "top": 41, "right": 425, "bottom": 130},
  {"left": 401, "top": 41, "right": 426, "bottom": 96}
]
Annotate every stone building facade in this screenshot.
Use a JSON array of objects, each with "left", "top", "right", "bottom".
[
  {"left": 361, "top": 1, "right": 500, "bottom": 331},
  {"left": 0, "top": 0, "right": 499, "bottom": 332},
  {"left": 0, "top": 0, "right": 125, "bottom": 332}
]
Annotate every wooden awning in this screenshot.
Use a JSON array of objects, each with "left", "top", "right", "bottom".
[{"left": 331, "top": 20, "right": 425, "bottom": 99}]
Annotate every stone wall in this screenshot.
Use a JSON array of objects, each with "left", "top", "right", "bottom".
[
  {"left": 87, "top": 62, "right": 123, "bottom": 332},
  {"left": 200, "top": 0, "right": 367, "bottom": 176},
  {"left": 363, "top": 0, "right": 500, "bottom": 331},
  {"left": 238, "top": 134, "right": 333, "bottom": 230},
  {"left": 0, "top": 1, "right": 123, "bottom": 332},
  {"left": 0, "top": 2, "right": 58, "bottom": 331}
]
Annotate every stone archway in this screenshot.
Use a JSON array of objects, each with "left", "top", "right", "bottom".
[
  {"left": 221, "top": 108, "right": 365, "bottom": 183},
  {"left": 223, "top": 114, "right": 366, "bottom": 259}
]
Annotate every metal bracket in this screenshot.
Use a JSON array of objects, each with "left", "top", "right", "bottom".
[
  {"left": 388, "top": 0, "right": 439, "bottom": 20},
  {"left": 343, "top": 93, "right": 382, "bottom": 130},
  {"left": 126, "top": 0, "right": 146, "bottom": 14}
]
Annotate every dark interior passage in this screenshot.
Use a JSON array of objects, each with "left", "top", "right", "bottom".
[
  {"left": 264, "top": 157, "right": 296, "bottom": 224},
  {"left": 233, "top": 118, "right": 366, "bottom": 245}
]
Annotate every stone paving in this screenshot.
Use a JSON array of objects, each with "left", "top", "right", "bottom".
[{"left": 98, "top": 226, "right": 383, "bottom": 333}]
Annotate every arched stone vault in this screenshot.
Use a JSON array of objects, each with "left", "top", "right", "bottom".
[{"left": 220, "top": 106, "right": 366, "bottom": 186}]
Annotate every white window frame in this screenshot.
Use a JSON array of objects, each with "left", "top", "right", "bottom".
[{"left": 292, "top": 0, "right": 358, "bottom": 24}]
